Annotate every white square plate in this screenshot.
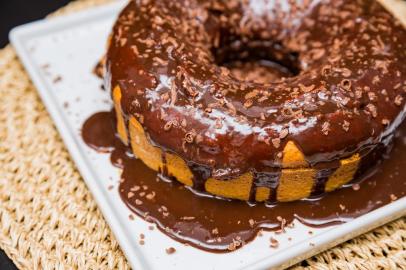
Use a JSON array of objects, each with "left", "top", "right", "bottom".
[{"left": 9, "top": 1, "right": 406, "bottom": 269}]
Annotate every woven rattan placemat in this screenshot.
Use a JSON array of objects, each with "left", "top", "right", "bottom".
[{"left": 0, "top": 0, "right": 405, "bottom": 269}]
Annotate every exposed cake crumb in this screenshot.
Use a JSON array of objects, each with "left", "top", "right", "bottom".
[
  {"left": 135, "top": 199, "right": 143, "bottom": 205},
  {"left": 248, "top": 219, "right": 255, "bottom": 227},
  {"left": 352, "top": 183, "right": 361, "bottom": 191},
  {"left": 270, "top": 237, "right": 279, "bottom": 248},
  {"left": 166, "top": 247, "right": 176, "bottom": 254},
  {"left": 53, "top": 75, "right": 62, "bottom": 84}
]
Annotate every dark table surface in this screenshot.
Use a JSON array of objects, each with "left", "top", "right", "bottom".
[{"left": 0, "top": 1, "right": 72, "bottom": 268}]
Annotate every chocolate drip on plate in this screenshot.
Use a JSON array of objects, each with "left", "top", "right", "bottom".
[
  {"left": 82, "top": 111, "right": 406, "bottom": 252},
  {"left": 82, "top": 111, "right": 116, "bottom": 153}
]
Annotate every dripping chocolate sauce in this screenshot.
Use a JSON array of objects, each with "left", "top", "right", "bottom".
[
  {"left": 82, "top": 111, "right": 406, "bottom": 253},
  {"left": 252, "top": 171, "right": 280, "bottom": 202}
]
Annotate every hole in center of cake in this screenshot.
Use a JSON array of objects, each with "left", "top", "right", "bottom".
[
  {"left": 212, "top": 40, "right": 300, "bottom": 84},
  {"left": 223, "top": 59, "right": 295, "bottom": 84}
]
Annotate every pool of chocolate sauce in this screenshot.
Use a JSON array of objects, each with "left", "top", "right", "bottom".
[{"left": 82, "top": 111, "right": 406, "bottom": 252}]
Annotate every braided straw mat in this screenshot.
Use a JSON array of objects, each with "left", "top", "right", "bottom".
[{"left": 0, "top": 0, "right": 405, "bottom": 269}]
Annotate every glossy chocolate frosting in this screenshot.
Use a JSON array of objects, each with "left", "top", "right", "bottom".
[
  {"left": 81, "top": 110, "right": 406, "bottom": 252},
  {"left": 106, "top": 0, "right": 406, "bottom": 179}
]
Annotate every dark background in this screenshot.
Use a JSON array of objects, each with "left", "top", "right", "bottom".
[
  {"left": 0, "top": 1, "right": 72, "bottom": 268},
  {"left": 0, "top": 0, "right": 71, "bottom": 47}
]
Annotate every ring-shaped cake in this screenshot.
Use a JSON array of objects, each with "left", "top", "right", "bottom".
[{"left": 106, "top": 0, "right": 406, "bottom": 202}]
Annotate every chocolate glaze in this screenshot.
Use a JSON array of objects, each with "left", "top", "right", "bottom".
[
  {"left": 82, "top": 111, "right": 116, "bottom": 153},
  {"left": 106, "top": 0, "right": 406, "bottom": 183},
  {"left": 82, "top": 111, "right": 406, "bottom": 252},
  {"left": 311, "top": 161, "right": 340, "bottom": 196},
  {"left": 188, "top": 162, "right": 212, "bottom": 191},
  {"left": 251, "top": 170, "right": 281, "bottom": 203}
]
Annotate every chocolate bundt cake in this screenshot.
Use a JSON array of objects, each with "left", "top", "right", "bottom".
[{"left": 105, "top": 0, "right": 406, "bottom": 202}]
